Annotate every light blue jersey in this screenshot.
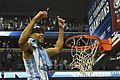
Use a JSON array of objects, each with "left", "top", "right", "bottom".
[{"left": 23, "top": 38, "right": 52, "bottom": 80}]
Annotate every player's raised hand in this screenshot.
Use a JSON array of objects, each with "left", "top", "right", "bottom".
[
  {"left": 33, "top": 11, "right": 48, "bottom": 21},
  {"left": 57, "top": 16, "right": 65, "bottom": 29}
]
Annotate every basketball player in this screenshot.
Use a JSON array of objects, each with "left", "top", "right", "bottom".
[{"left": 18, "top": 11, "right": 65, "bottom": 80}]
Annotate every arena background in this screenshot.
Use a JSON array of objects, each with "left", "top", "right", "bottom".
[{"left": 0, "top": 0, "right": 120, "bottom": 80}]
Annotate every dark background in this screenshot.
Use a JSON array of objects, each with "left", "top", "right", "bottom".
[{"left": 0, "top": 0, "right": 88, "bottom": 18}]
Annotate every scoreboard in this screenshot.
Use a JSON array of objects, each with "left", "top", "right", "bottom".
[{"left": 88, "top": 0, "right": 120, "bottom": 39}]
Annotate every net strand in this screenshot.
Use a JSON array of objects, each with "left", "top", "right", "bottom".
[{"left": 69, "top": 37, "right": 99, "bottom": 75}]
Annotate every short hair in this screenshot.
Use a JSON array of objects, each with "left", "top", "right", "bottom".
[{"left": 32, "top": 25, "right": 46, "bottom": 34}]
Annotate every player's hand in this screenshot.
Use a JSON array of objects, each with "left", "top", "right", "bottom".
[
  {"left": 33, "top": 11, "right": 48, "bottom": 21},
  {"left": 57, "top": 16, "right": 65, "bottom": 29}
]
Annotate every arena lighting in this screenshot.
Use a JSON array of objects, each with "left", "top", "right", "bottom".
[{"left": 0, "top": 71, "right": 120, "bottom": 78}]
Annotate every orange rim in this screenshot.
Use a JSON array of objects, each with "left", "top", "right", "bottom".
[{"left": 65, "top": 35, "right": 101, "bottom": 51}]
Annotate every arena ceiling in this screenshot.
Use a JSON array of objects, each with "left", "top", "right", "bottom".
[{"left": 0, "top": 0, "right": 88, "bottom": 18}]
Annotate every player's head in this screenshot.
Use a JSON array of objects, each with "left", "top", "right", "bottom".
[
  {"left": 31, "top": 18, "right": 53, "bottom": 43},
  {"left": 31, "top": 25, "right": 46, "bottom": 43}
]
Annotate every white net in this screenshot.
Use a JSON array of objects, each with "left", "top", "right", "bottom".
[{"left": 68, "top": 36, "right": 99, "bottom": 74}]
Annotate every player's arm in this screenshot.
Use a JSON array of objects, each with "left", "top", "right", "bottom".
[
  {"left": 18, "top": 11, "right": 47, "bottom": 45},
  {"left": 46, "top": 17, "right": 65, "bottom": 56},
  {"left": 18, "top": 11, "right": 48, "bottom": 59}
]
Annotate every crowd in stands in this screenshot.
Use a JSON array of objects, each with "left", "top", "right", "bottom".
[
  {"left": 0, "top": 40, "right": 120, "bottom": 71},
  {"left": 0, "top": 48, "right": 71, "bottom": 71},
  {"left": 0, "top": 15, "right": 89, "bottom": 32},
  {"left": 0, "top": 37, "right": 71, "bottom": 71},
  {"left": 1, "top": 15, "right": 119, "bottom": 72},
  {"left": 0, "top": 15, "right": 88, "bottom": 71},
  {"left": 0, "top": 48, "right": 25, "bottom": 71}
]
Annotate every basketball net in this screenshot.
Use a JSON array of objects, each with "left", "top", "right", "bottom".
[{"left": 68, "top": 36, "right": 99, "bottom": 75}]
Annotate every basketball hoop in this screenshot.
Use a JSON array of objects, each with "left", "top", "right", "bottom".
[{"left": 65, "top": 35, "right": 112, "bottom": 74}]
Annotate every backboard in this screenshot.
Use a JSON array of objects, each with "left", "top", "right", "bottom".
[{"left": 88, "top": 0, "right": 120, "bottom": 70}]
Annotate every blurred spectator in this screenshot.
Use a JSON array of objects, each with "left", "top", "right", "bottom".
[
  {"left": 0, "top": 15, "right": 90, "bottom": 71},
  {"left": 0, "top": 17, "right": 4, "bottom": 30},
  {"left": 63, "top": 59, "right": 68, "bottom": 70},
  {"left": 6, "top": 41, "right": 10, "bottom": 48},
  {"left": 116, "top": 66, "right": 120, "bottom": 70},
  {"left": 1, "top": 48, "right": 8, "bottom": 71},
  {"left": 53, "top": 59, "right": 59, "bottom": 70},
  {"left": 59, "top": 59, "right": 64, "bottom": 70},
  {"left": 17, "top": 60, "right": 24, "bottom": 71},
  {"left": 79, "top": 23, "right": 85, "bottom": 32},
  {"left": 4, "top": 49, "right": 15, "bottom": 71},
  {"left": 17, "top": 52, "right": 25, "bottom": 71},
  {"left": 0, "top": 15, "right": 89, "bottom": 32},
  {"left": 2, "top": 41, "right": 6, "bottom": 48}
]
